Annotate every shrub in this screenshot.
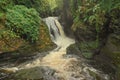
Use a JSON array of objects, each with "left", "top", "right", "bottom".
[
  {"left": 6, "top": 5, "right": 41, "bottom": 43},
  {"left": 0, "top": 0, "right": 14, "bottom": 12},
  {"left": 12, "top": 0, "right": 52, "bottom": 17}
]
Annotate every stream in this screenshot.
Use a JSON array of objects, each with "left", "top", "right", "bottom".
[{"left": 0, "top": 17, "right": 111, "bottom": 80}]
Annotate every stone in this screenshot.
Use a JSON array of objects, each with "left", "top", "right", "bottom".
[{"left": 11, "top": 66, "right": 56, "bottom": 80}]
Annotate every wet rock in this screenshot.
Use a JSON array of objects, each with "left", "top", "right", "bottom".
[
  {"left": 10, "top": 66, "right": 56, "bottom": 80},
  {"left": 87, "top": 69, "right": 109, "bottom": 80},
  {"left": 0, "top": 73, "right": 9, "bottom": 80},
  {"left": 66, "top": 44, "right": 81, "bottom": 56}
]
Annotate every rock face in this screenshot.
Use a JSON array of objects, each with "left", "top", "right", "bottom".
[
  {"left": 100, "top": 9, "right": 120, "bottom": 80},
  {"left": 60, "top": 0, "right": 74, "bottom": 37},
  {"left": 101, "top": 34, "right": 120, "bottom": 65},
  {"left": 73, "top": 25, "right": 97, "bottom": 59},
  {"left": 101, "top": 34, "right": 120, "bottom": 80},
  {"left": 71, "top": 8, "right": 120, "bottom": 79}
]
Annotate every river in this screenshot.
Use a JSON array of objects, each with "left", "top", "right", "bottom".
[{"left": 0, "top": 17, "right": 110, "bottom": 80}]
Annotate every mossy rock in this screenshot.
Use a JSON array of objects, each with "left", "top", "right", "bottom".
[
  {"left": 101, "top": 34, "right": 120, "bottom": 80},
  {"left": 9, "top": 66, "right": 56, "bottom": 80},
  {"left": 72, "top": 23, "right": 99, "bottom": 59},
  {"left": 0, "top": 22, "right": 55, "bottom": 61},
  {"left": 77, "top": 41, "right": 98, "bottom": 59},
  {"left": 116, "top": 65, "right": 120, "bottom": 80},
  {"left": 82, "top": 52, "right": 94, "bottom": 59},
  {"left": 101, "top": 34, "right": 120, "bottom": 65},
  {"left": 66, "top": 44, "right": 81, "bottom": 56},
  {"left": 13, "top": 67, "right": 44, "bottom": 79}
]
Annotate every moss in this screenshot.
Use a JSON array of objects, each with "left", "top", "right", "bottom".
[
  {"left": 11, "top": 67, "right": 44, "bottom": 79},
  {"left": 0, "top": 31, "right": 25, "bottom": 52},
  {"left": 66, "top": 44, "right": 81, "bottom": 56},
  {"left": 35, "top": 22, "right": 56, "bottom": 52},
  {"left": 116, "top": 65, "right": 120, "bottom": 80},
  {"left": 101, "top": 34, "right": 120, "bottom": 65},
  {"left": 78, "top": 41, "right": 98, "bottom": 51},
  {"left": 15, "top": 22, "right": 55, "bottom": 56},
  {"left": 82, "top": 52, "right": 94, "bottom": 59},
  {"left": 77, "top": 41, "right": 98, "bottom": 59},
  {"left": 101, "top": 34, "right": 120, "bottom": 79}
]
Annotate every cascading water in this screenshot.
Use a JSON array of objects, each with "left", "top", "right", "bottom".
[
  {"left": 43, "top": 17, "right": 75, "bottom": 51},
  {"left": 41, "top": 17, "right": 110, "bottom": 80},
  {"left": 1, "top": 17, "right": 110, "bottom": 80}
]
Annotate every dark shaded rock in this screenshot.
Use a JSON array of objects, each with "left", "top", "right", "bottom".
[
  {"left": 101, "top": 34, "right": 120, "bottom": 66},
  {"left": 59, "top": 0, "right": 74, "bottom": 38},
  {"left": 66, "top": 44, "right": 81, "bottom": 56},
  {"left": 72, "top": 24, "right": 99, "bottom": 59},
  {"left": 89, "top": 54, "right": 116, "bottom": 80},
  {"left": 74, "top": 27, "right": 96, "bottom": 42},
  {"left": 101, "top": 34, "right": 120, "bottom": 80}
]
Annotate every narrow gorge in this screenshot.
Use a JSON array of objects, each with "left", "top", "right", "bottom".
[
  {"left": 0, "top": 17, "right": 112, "bottom": 80},
  {"left": 0, "top": 0, "right": 119, "bottom": 80}
]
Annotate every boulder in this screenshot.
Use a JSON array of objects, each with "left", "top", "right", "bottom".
[
  {"left": 7, "top": 66, "right": 57, "bottom": 80},
  {"left": 66, "top": 44, "right": 81, "bottom": 56}
]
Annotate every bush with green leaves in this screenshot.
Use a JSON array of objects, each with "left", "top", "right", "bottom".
[
  {"left": 6, "top": 5, "right": 41, "bottom": 42},
  {"left": 0, "top": 0, "right": 14, "bottom": 12},
  {"left": 70, "top": 0, "right": 120, "bottom": 27},
  {"left": 12, "top": 0, "right": 52, "bottom": 17}
]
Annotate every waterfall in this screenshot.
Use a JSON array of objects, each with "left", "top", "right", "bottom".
[{"left": 43, "top": 17, "right": 75, "bottom": 51}]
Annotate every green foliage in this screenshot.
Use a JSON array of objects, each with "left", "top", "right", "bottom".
[
  {"left": 12, "top": 0, "right": 59, "bottom": 17},
  {"left": 100, "top": 0, "right": 120, "bottom": 12},
  {"left": 55, "top": 0, "right": 63, "bottom": 9},
  {"left": 0, "top": 29, "right": 19, "bottom": 39},
  {"left": 0, "top": 0, "right": 14, "bottom": 12},
  {"left": 71, "top": 0, "right": 120, "bottom": 27},
  {"left": 12, "top": 0, "right": 33, "bottom": 8},
  {"left": 0, "top": 13, "right": 4, "bottom": 19},
  {"left": 6, "top": 5, "right": 41, "bottom": 43},
  {"left": 31, "top": 0, "right": 51, "bottom": 16}
]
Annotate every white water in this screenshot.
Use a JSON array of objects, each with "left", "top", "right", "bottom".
[
  {"left": 1, "top": 17, "right": 110, "bottom": 80},
  {"left": 43, "top": 17, "right": 75, "bottom": 51}
]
